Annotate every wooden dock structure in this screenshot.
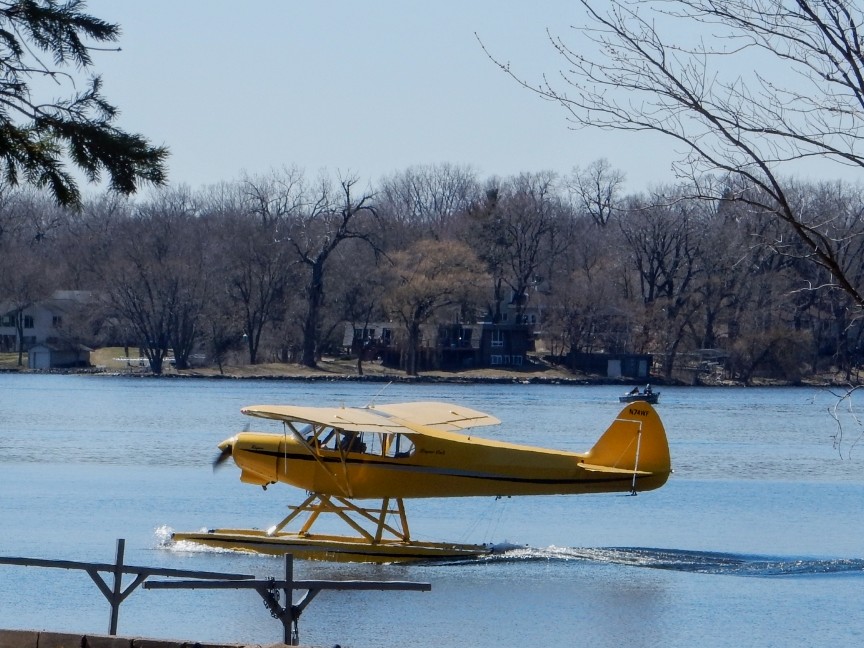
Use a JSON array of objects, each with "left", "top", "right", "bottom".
[{"left": 0, "top": 539, "right": 431, "bottom": 645}]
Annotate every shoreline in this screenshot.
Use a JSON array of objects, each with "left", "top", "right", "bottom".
[
  {"left": 3, "top": 348, "right": 858, "bottom": 388},
  {"left": 0, "top": 365, "right": 627, "bottom": 385},
  {"left": 1, "top": 364, "right": 855, "bottom": 389}
]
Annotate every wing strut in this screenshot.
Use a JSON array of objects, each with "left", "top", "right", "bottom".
[
  {"left": 266, "top": 494, "right": 411, "bottom": 543},
  {"left": 282, "top": 421, "right": 351, "bottom": 498}
]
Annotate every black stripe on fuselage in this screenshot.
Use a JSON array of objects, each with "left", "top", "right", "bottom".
[{"left": 244, "top": 448, "right": 649, "bottom": 487}]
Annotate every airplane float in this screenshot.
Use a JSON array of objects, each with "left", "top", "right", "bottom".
[{"left": 173, "top": 400, "right": 671, "bottom": 563}]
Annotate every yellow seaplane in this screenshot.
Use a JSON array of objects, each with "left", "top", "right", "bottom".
[{"left": 173, "top": 400, "right": 671, "bottom": 563}]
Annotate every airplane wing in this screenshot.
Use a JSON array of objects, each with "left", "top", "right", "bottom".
[
  {"left": 370, "top": 401, "right": 501, "bottom": 431},
  {"left": 241, "top": 404, "right": 417, "bottom": 434},
  {"left": 241, "top": 401, "right": 500, "bottom": 434}
]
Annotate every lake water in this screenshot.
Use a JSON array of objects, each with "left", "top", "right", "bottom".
[{"left": 1, "top": 374, "right": 862, "bottom": 647}]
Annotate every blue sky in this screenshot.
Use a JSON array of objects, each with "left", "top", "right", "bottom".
[{"left": 83, "top": 1, "right": 680, "bottom": 192}]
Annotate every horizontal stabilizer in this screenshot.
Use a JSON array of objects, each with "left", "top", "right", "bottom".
[{"left": 577, "top": 462, "right": 652, "bottom": 476}]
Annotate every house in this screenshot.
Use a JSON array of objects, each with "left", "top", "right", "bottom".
[
  {"left": 0, "top": 290, "right": 94, "bottom": 358},
  {"left": 437, "top": 323, "right": 482, "bottom": 369},
  {"left": 569, "top": 351, "right": 653, "bottom": 379},
  {"left": 342, "top": 323, "right": 396, "bottom": 356},
  {"left": 27, "top": 343, "right": 91, "bottom": 369},
  {"left": 342, "top": 320, "right": 535, "bottom": 371},
  {"left": 477, "top": 322, "right": 534, "bottom": 369}
]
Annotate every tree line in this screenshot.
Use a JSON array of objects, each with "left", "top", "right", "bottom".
[
  {"left": 1, "top": 161, "right": 862, "bottom": 382},
  {"left": 0, "top": 1, "right": 861, "bottom": 383}
]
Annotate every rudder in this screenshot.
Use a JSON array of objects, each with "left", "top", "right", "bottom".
[{"left": 584, "top": 401, "right": 671, "bottom": 492}]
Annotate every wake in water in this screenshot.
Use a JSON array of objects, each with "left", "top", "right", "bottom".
[
  {"left": 470, "top": 545, "right": 864, "bottom": 577},
  {"left": 153, "top": 525, "right": 239, "bottom": 554},
  {"left": 152, "top": 527, "right": 863, "bottom": 576}
]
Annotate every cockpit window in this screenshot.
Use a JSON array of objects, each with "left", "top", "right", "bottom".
[
  {"left": 384, "top": 433, "right": 415, "bottom": 458},
  {"left": 304, "top": 426, "right": 339, "bottom": 450},
  {"left": 302, "top": 427, "right": 413, "bottom": 458},
  {"left": 339, "top": 430, "right": 367, "bottom": 453}
]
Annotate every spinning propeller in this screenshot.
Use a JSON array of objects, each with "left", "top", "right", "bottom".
[
  {"left": 212, "top": 441, "right": 234, "bottom": 471},
  {"left": 212, "top": 424, "right": 249, "bottom": 471},
  {"left": 209, "top": 423, "right": 313, "bottom": 472}
]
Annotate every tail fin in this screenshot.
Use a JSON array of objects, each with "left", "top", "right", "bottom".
[{"left": 582, "top": 401, "right": 671, "bottom": 492}]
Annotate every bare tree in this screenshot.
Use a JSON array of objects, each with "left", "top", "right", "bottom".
[
  {"left": 49, "top": 192, "right": 124, "bottom": 288},
  {"left": 100, "top": 215, "right": 175, "bottom": 374},
  {"left": 688, "top": 197, "right": 755, "bottom": 352},
  {"left": 619, "top": 187, "right": 704, "bottom": 376},
  {"left": 202, "top": 182, "right": 296, "bottom": 365},
  {"left": 546, "top": 212, "right": 632, "bottom": 356},
  {"left": 241, "top": 166, "right": 305, "bottom": 225},
  {"left": 469, "top": 172, "right": 571, "bottom": 323},
  {"left": 568, "top": 158, "right": 626, "bottom": 227},
  {"left": 378, "top": 163, "right": 480, "bottom": 243},
  {"left": 284, "top": 174, "right": 379, "bottom": 368},
  {"left": 326, "top": 239, "right": 389, "bottom": 375},
  {"left": 484, "top": 0, "right": 864, "bottom": 309},
  {"left": 100, "top": 191, "right": 209, "bottom": 375}
]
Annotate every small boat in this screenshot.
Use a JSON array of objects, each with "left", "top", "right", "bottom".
[{"left": 620, "top": 386, "right": 659, "bottom": 404}]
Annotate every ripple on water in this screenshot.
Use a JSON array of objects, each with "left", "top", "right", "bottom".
[{"left": 439, "top": 545, "right": 864, "bottom": 577}]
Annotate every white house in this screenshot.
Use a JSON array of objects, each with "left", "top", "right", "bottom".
[
  {"left": 27, "top": 342, "right": 91, "bottom": 369},
  {"left": 0, "top": 290, "right": 94, "bottom": 360}
]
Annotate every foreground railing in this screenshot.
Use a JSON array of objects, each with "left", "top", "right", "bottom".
[
  {"left": 0, "top": 538, "right": 431, "bottom": 645},
  {"left": 146, "top": 552, "right": 431, "bottom": 645}
]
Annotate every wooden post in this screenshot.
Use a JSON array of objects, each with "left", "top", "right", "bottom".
[
  {"left": 283, "top": 554, "right": 295, "bottom": 645},
  {"left": 109, "top": 538, "right": 125, "bottom": 635}
]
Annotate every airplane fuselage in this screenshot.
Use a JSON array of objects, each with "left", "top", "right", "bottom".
[{"left": 226, "top": 403, "right": 670, "bottom": 498}]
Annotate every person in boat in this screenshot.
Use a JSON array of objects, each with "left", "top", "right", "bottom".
[
  {"left": 629, "top": 386, "right": 640, "bottom": 395},
  {"left": 644, "top": 384, "right": 652, "bottom": 395}
]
